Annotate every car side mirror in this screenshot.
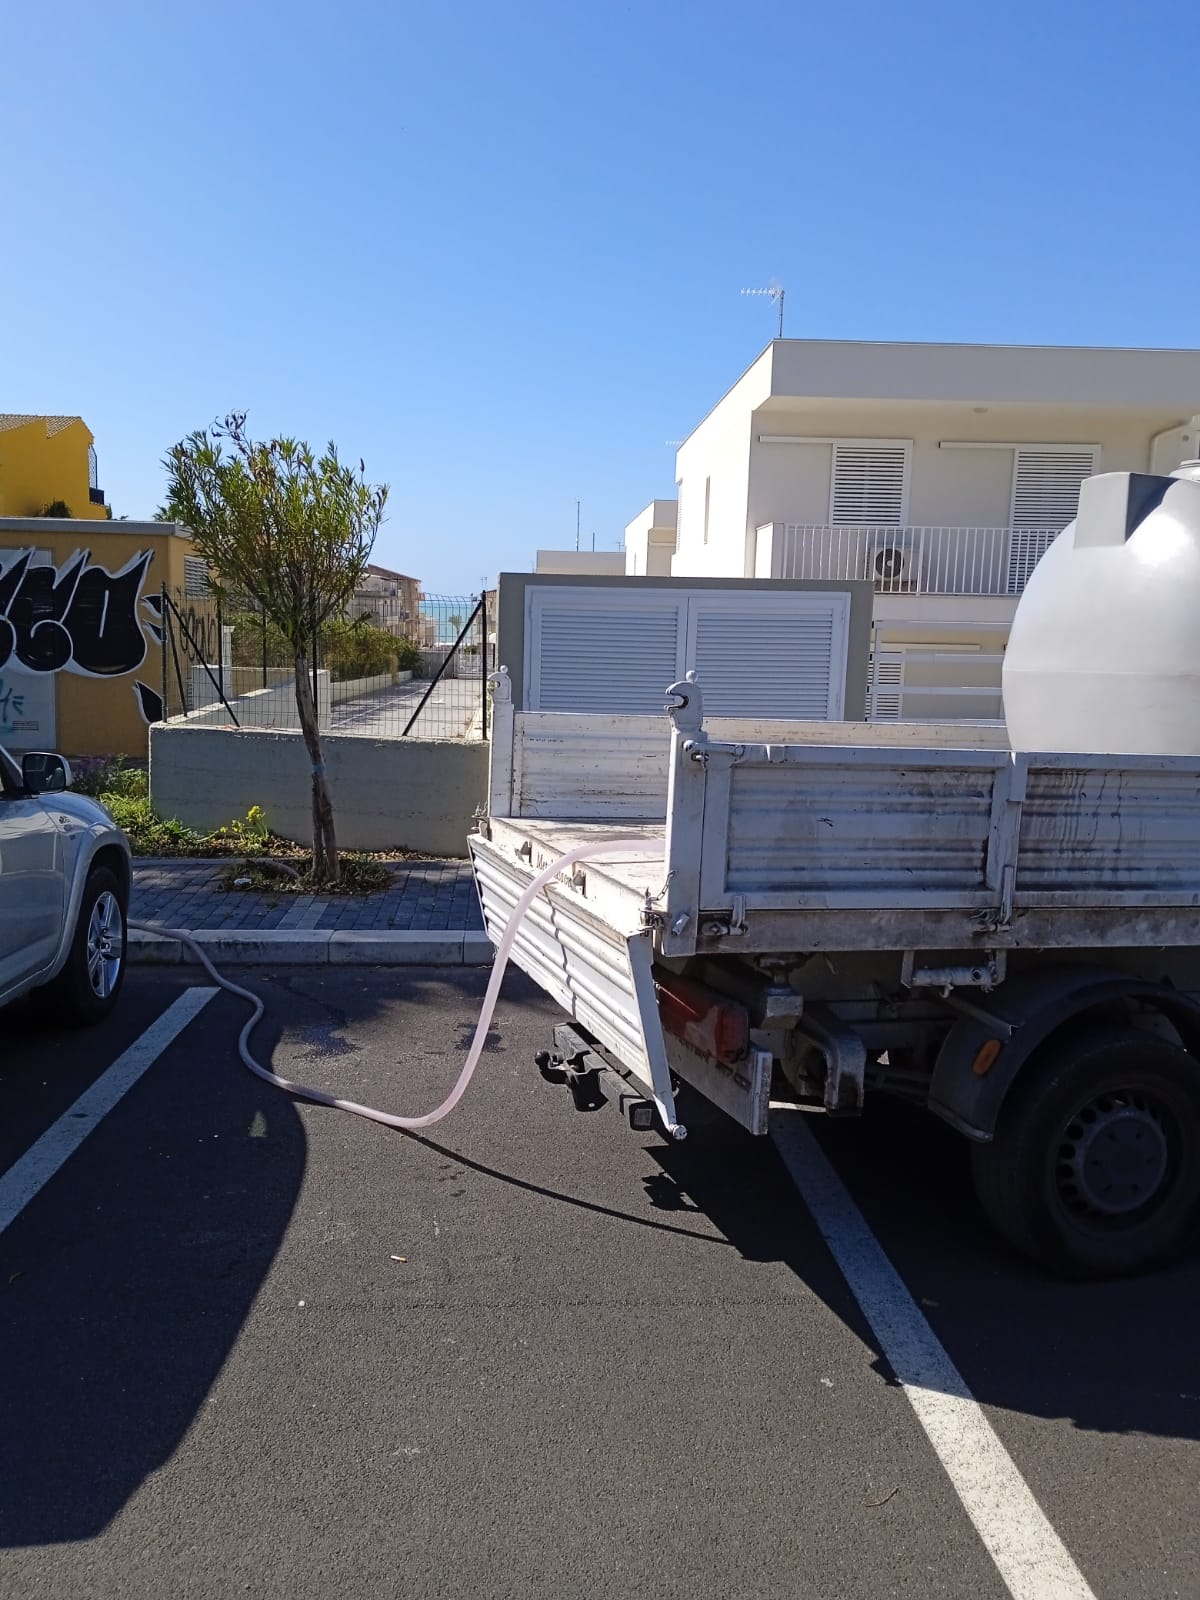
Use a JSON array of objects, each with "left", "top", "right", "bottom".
[{"left": 21, "top": 752, "right": 72, "bottom": 794}]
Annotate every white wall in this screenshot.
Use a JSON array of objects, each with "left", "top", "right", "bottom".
[
  {"left": 672, "top": 412, "right": 754, "bottom": 577},
  {"left": 767, "top": 339, "right": 1200, "bottom": 411},
  {"left": 150, "top": 724, "right": 487, "bottom": 856},
  {"left": 746, "top": 406, "right": 1167, "bottom": 537},
  {"left": 624, "top": 500, "right": 678, "bottom": 577},
  {"left": 535, "top": 550, "right": 625, "bottom": 575}
]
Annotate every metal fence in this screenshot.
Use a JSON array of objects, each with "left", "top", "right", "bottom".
[
  {"left": 161, "top": 588, "right": 495, "bottom": 741},
  {"left": 760, "top": 523, "right": 1063, "bottom": 596}
]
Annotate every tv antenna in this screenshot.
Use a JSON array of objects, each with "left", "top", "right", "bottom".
[{"left": 741, "top": 284, "right": 786, "bottom": 339}]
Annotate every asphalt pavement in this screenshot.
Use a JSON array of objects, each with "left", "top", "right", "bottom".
[{"left": 2, "top": 968, "right": 1198, "bottom": 1599}]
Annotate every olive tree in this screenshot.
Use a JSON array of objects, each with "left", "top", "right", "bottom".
[{"left": 162, "top": 413, "right": 388, "bottom": 884}]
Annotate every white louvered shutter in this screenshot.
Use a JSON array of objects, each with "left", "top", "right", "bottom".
[
  {"left": 867, "top": 652, "right": 904, "bottom": 721},
  {"left": 830, "top": 442, "right": 909, "bottom": 526},
  {"left": 685, "top": 592, "right": 849, "bottom": 719},
  {"left": 1007, "top": 447, "right": 1096, "bottom": 592},
  {"left": 184, "top": 555, "right": 211, "bottom": 597},
  {"left": 526, "top": 588, "right": 686, "bottom": 712}
]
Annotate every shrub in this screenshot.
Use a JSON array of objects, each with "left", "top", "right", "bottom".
[
  {"left": 228, "top": 610, "right": 421, "bottom": 680},
  {"left": 322, "top": 617, "right": 409, "bottom": 681}
]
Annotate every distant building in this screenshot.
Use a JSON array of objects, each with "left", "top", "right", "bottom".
[
  {"left": 623, "top": 500, "right": 678, "bottom": 577},
  {"left": 534, "top": 549, "right": 625, "bottom": 575},
  {"left": 0, "top": 414, "right": 108, "bottom": 519},
  {"left": 351, "top": 562, "right": 421, "bottom": 637}
]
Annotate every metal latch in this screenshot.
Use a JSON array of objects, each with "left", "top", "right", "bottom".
[{"left": 901, "top": 950, "right": 1007, "bottom": 994}]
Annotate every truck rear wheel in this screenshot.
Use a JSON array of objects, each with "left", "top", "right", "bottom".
[{"left": 970, "top": 1025, "right": 1200, "bottom": 1278}]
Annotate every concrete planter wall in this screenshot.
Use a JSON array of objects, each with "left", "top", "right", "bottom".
[
  {"left": 330, "top": 669, "right": 413, "bottom": 702},
  {"left": 150, "top": 722, "right": 487, "bottom": 857}
]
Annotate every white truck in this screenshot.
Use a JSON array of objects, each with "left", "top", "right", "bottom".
[{"left": 469, "top": 668, "right": 1200, "bottom": 1279}]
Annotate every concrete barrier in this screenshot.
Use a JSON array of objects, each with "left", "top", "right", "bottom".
[
  {"left": 149, "top": 723, "right": 488, "bottom": 856},
  {"left": 330, "top": 669, "right": 413, "bottom": 702}
]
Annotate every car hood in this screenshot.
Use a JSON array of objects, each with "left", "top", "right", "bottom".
[{"left": 54, "top": 790, "right": 127, "bottom": 834}]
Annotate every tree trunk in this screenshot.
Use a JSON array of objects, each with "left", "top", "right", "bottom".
[{"left": 293, "top": 652, "right": 339, "bottom": 884}]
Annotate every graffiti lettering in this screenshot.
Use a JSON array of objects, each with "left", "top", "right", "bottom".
[
  {"left": 0, "top": 549, "right": 153, "bottom": 679},
  {"left": 0, "top": 683, "right": 26, "bottom": 720}
]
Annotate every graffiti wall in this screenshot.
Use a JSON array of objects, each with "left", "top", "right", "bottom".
[{"left": 0, "top": 544, "right": 168, "bottom": 751}]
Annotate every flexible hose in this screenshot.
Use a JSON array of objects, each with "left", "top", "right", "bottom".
[{"left": 128, "top": 835, "right": 661, "bottom": 1132}]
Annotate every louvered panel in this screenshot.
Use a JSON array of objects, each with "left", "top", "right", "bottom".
[
  {"left": 1010, "top": 448, "right": 1097, "bottom": 529},
  {"left": 183, "top": 555, "right": 211, "bottom": 597},
  {"left": 685, "top": 592, "right": 849, "bottom": 719},
  {"left": 527, "top": 590, "right": 684, "bottom": 713},
  {"left": 1018, "top": 767, "right": 1200, "bottom": 893},
  {"left": 722, "top": 762, "right": 994, "bottom": 895},
  {"left": 1006, "top": 529, "right": 1060, "bottom": 592},
  {"left": 512, "top": 712, "right": 671, "bottom": 818},
  {"left": 830, "top": 443, "right": 909, "bottom": 526},
  {"left": 867, "top": 653, "right": 904, "bottom": 721}
]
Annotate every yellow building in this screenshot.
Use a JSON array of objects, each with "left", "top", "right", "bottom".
[
  {"left": 0, "top": 517, "right": 199, "bottom": 756},
  {"left": 0, "top": 414, "right": 109, "bottom": 520}
]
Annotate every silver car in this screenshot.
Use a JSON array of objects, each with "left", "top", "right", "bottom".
[{"left": 0, "top": 742, "right": 131, "bottom": 1024}]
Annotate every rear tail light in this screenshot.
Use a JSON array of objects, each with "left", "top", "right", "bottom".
[{"left": 655, "top": 973, "right": 749, "bottom": 1064}]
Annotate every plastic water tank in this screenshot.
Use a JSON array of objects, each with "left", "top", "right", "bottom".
[{"left": 1002, "top": 464, "right": 1200, "bottom": 754}]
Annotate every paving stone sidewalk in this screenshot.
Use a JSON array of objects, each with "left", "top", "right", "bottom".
[{"left": 131, "top": 858, "right": 485, "bottom": 933}]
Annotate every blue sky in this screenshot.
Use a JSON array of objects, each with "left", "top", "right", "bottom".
[{"left": 5, "top": 1, "right": 1197, "bottom": 591}]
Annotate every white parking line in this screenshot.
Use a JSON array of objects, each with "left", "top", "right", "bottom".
[
  {"left": 771, "top": 1107, "right": 1097, "bottom": 1600},
  {"left": 0, "top": 987, "right": 218, "bottom": 1236}
]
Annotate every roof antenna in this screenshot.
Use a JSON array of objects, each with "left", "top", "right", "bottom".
[{"left": 741, "top": 283, "right": 786, "bottom": 339}]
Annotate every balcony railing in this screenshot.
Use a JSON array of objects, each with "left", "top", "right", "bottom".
[{"left": 756, "top": 523, "right": 1063, "bottom": 596}]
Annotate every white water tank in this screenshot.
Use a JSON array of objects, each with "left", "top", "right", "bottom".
[{"left": 1002, "top": 464, "right": 1200, "bottom": 754}]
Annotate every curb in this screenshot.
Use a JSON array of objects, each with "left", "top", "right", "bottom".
[{"left": 129, "top": 928, "right": 494, "bottom": 967}]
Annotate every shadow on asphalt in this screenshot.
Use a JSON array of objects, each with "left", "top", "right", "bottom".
[
  {"left": 647, "top": 1086, "right": 1200, "bottom": 1445},
  {"left": 0, "top": 994, "right": 307, "bottom": 1548}
]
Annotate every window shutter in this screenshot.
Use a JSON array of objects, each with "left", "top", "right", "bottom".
[
  {"left": 686, "top": 592, "right": 848, "bottom": 719},
  {"left": 830, "top": 443, "right": 909, "bottom": 526},
  {"left": 867, "top": 652, "right": 904, "bottom": 721},
  {"left": 527, "top": 589, "right": 685, "bottom": 713},
  {"left": 1010, "top": 448, "right": 1097, "bottom": 529},
  {"left": 184, "top": 555, "right": 211, "bottom": 598},
  {"left": 1002, "top": 447, "right": 1096, "bottom": 593}
]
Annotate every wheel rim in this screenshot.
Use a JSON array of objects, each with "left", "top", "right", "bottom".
[
  {"left": 1055, "top": 1088, "right": 1174, "bottom": 1223},
  {"left": 86, "top": 891, "right": 124, "bottom": 999}
]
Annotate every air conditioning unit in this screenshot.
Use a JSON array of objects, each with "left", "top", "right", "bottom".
[{"left": 869, "top": 532, "right": 921, "bottom": 591}]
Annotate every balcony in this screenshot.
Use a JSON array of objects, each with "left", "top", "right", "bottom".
[{"left": 755, "top": 523, "right": 1062, "bottom": 596}]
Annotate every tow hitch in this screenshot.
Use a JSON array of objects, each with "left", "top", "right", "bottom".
[{"left": 535, "top": 1023, "right": 660, "bottom": 1131}]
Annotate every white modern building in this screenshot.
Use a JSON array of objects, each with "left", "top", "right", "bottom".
[
  {"left": 661, "top": 339, "right": 1200, "bottom": 719},
  {"left": 624, "top": 500, "right": 678, "bottom": 577}
]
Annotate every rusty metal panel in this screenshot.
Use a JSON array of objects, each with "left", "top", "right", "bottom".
[
  {"left": 1018, "top": 764, "right": 1200, "bottom": 894},
  {"left": 719, "top": 755, "right": 1001, "bottom": 899}
]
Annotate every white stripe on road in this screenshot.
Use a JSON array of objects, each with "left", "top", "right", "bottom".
[
  {"left": 770, "top": 1107, "right": 1097, "bottom": 1600},
  {"left": 0, "top": 987, "right": 218, "bottom": 1236}
]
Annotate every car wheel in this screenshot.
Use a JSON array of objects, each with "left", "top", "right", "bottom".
[
  {"left": 42, "top": 866, "right": 127, "bottom": 1026},
  {"left": 970, "top": 1024, "right": 1200, "bottom": 1278}
]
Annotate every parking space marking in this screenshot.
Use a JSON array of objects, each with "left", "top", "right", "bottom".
[
  {"left": 771, "top": 1108, "right": 1097, "bottom": 1600},
  {"left": 0, "top": 987, "right": 218, "bottom": 1236}
]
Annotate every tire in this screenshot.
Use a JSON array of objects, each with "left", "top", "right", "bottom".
[
  {"left": 971, "top": 1024, "right": 1200, "bottom": 1278},
  {"left": 41, "top": 867, "right": 128, "bottom": 1027}
]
